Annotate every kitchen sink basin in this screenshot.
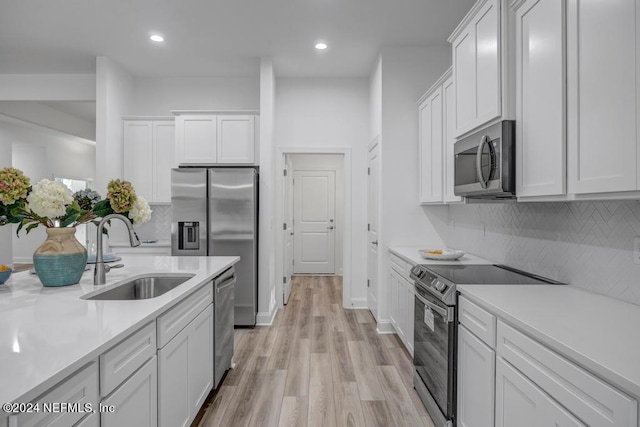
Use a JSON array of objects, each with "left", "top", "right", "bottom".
[{"left": 83, "top": 274, "right": 195, "bottom": 300}]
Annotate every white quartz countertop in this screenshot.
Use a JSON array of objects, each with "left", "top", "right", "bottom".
[
  {"left": 0, "top": 255, "right": 239, "bottom": 405},
  {"left": 389, "top": 246, "right": 494, "bottom": 266},
  {"left": 459, "top": 284, "right": 640, "bottom": 398}
]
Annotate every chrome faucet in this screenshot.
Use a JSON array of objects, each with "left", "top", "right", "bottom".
[{"left": 94, "top": 214, "right": 141, "bottom": 285}]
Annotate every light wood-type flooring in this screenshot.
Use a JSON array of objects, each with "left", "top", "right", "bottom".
[{"left": 195, "top": 275, "right": 434, "bottom": 427}]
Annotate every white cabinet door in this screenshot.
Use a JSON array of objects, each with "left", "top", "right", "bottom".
[
  {"left": 188, "top": 304, "right": 214, "bottom": 416},
  {"left": 442, "top": 74, "right": 463, "bottom": 203},
  {"left": 389, "top": 271, "right": 398, "bottom": 329},
  {"left": 419, "top": 87, "right": 444, "bottom": 204},
  {"left": 515, "top": 0, "right": 566, "bottom": 198},
  {"left": 395, "top": 272, "right": 407, "bottom": 343},
  {"left": 496, "top": 357, "right": 545, "bottom": 427},
  {"left": 451, "top": 0, "right": 502, "bottom": 137},
  {"left": 217, "top": 115, "right": 255, "bottom": 164},
  {"left": 175, "top": 114, "right": 217, "bottom": 164},
  {"left": 404, "top": 281, "right": 415, "bottom": 356},
  {"left": 158, "top": 303, "right": 213, "bottom": 427},
  {"left": 153, "top": 121, "right": 175, "bottom": 203},
  {"left": 101, "top": 357, "right": 158, "bottom": 427},
  {"left": 475, "top": 0, "right": 501, "bottom": 127},
  {"left": 457, "top": 325, "right": 495, "bottom": 427},
  {"left": 158, "top": 328, "right": 190, "bottom": 427},
  {"left": 497, "top": 357, "right": 586, "bottom": 427},
  {"left": 123, "top": 121, "right": 153, "bottom": 202},
  {"left": 567, "top": 0, "right": 637, "bottom": 194}
]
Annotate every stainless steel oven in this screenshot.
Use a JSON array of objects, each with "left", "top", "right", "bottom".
[
  {"left": 453, "top": 120, "right": 516, "bottom": 199},
  {"left": 413, "top": 283, "right": 456, "bottom": 427},
  {"left": 410, "top": 263, "right": 563, "bottom": 427}
]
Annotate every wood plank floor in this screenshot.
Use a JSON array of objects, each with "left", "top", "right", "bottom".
[{"left": 196, "top": 275, "right": 434, "bottom": 427}]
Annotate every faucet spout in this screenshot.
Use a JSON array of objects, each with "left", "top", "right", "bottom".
[{"left": 94, "top": 214, "right": 140, "bottom": 285}]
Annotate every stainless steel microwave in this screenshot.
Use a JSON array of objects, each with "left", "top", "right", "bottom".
[{"left": 454, "top": 120, "right": 516, "bottom": 199}]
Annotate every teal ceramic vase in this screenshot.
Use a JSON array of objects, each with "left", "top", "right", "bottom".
[{"left": 33, "top": 227, "right": 88, "bottom": 287}]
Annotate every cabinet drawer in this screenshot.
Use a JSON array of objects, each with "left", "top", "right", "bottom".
[
  {"left": 10, "top": 362, "right": 98, "bottom": 427},
  {"left": 459, "top": 295, "right": 496, "bottom": 348},
  {"left": 100, "top": 322, "right": 156, "bottom": 396},
  {"left": 157, "top": 283, "right": 213, "bottom": 348},
  {"left": 497, "top": 321, "right": 637, "bottom": 427}
]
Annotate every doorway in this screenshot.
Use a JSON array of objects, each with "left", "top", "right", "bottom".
[{"left": 278, "top": 151, "right": 348, "bottom": 307}]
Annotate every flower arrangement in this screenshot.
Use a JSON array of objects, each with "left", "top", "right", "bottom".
[{"left": 0, "top": 168, "right": 152, "bottom": 235}]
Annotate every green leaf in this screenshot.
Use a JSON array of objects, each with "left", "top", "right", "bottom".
[
  {"left": 25, "top": 223, "right": 39, "bottom": 234},
  {"left": 60, "top": 212, "right": 81, "bottom": 228}
]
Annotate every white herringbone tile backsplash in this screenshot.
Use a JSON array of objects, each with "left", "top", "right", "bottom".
[{"left": 442, "top": 201, "right": 640, "bottom": 306}]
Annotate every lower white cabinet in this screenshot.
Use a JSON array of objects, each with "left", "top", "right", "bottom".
[
  {"left": 8, "top": 362, "right": 99, "bottom": 427},
  {"left": 388, "top": 254, "right": 415, "bottom": 356},
  {"left": 457, "top": 325, "right": 495, "bottom": 427},
  {"left": 496, "top": 357, "right": 584, "bottom": 427},
  {"left": 101, "top": 356, "right": 158, "bottom": 427},
  {"left": 158, "top": 304, "right": 214, "bottom": 427}
]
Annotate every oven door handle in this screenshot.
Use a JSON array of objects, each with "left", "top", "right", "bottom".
[{"left": 415, "top": 292, "right": 454, "bottom": 323}]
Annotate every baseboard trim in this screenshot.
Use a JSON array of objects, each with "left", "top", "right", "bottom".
[
  {"left": 256, "top": 307, "right": 278, "bottom": 326},
  {"left": 13, "top": 257, "right": 32, "bottom": 264},
  {"left": 348, "top": 297, "right": 367, "bottom": 309},
  {"left": 376, "top": 320, "right": 396, "bottom": 334}
]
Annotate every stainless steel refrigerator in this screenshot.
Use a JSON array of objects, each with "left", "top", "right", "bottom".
[{"left": 171, "top": 167, "right": 258, "bottom": 326}]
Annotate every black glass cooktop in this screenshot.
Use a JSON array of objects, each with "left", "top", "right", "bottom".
[{"left": 423, "top": 264, "right": 560, "bottom": 285}]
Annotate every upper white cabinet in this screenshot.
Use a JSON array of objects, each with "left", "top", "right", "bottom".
[
  {"left": 513, "top": 0, "right": 566, "bottom": 199},
  {"left": 217, "top": 115, "right": 255, "bottom": 164},
  {"left": 418, "top": 68, "right": 463, "bottom": 205},
  {"left": 123, "top": 119, "right": 174, "bottom": 203},
  {"left": 567, "top": 0, "right": 637, "bottom": 195},
  {"left": 449, "top": 0, "right": 513, "bottom": 138},
  {"left": 418, "top": 83, "right": 444, "bottom": 204},
  {"left": 175, "top": 112, "right": 257, "bottom": 165},
  {"left": 442, "top": 73, "right": 464, "bottom": 203}
]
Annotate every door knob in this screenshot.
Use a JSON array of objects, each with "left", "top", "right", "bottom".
[
  {"left": 327, "top": 226, "right": 334, "bottom": 230},
  {"left": 372, "top": 240, "right": 378, "bottom": 246}
]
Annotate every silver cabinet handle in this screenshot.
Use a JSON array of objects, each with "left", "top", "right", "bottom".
[
  {"left": 327, "top": 226, "right": 334, "bottom": 230},
  {"left": 372, "top": 240, "right": 378, "bottom": 246}
]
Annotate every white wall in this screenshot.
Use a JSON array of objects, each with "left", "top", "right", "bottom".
[
  {"left": 373, "top": 46, "right": 451, "bottom": 325},
  {"left": 0, "top": 121, "right": 96, "bottom": 263},
  {"left": 131, "top": 77, "right": 260, "bottom": 116},
  {"left": 0, "top": 128, "right": 12, "bottom": 267},
  {"left": 275, "top": 77, "right": 369, "bottom": 306},
  {"left": 288, "top": 154, "right": 345, "bottom": 275},
  {"left": 257, "top": 58, "right": 277, "bottom": 324},
  {"left": 369, "top": 55, "right": 382, "bottom": 140}
]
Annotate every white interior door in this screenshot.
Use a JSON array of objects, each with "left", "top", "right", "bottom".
[
  {"left": 283, "top": 157, "right": 294, "bottom": 304},
  {"left": 367, "top": 140, "right": 380, "bottom": 320},
  {"left": 293, "top": 170, "right": 336, "bottom": 274}
]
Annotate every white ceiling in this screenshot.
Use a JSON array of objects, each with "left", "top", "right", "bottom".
[{"left": 0, "top": 0, "right": 475, "bottom": 78}]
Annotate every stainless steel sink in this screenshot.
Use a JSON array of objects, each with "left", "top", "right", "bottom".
[{"left": 84, "top": 274, "right": 195, "bottom": 300}]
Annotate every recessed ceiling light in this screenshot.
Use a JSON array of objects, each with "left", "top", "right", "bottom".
[
  {"left": 149, "top": 34, "right": 164, "bottom": 43},
  {"left": 315, "top": 42, "right": 328, "bottom": 50}
]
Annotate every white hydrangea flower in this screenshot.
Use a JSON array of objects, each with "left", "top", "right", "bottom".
[
  {"left": 27, "top": 179, "right": 74, "bottom": 220},
  {"left": 128, "top": 195, "right": 152, "bottom": 226}
]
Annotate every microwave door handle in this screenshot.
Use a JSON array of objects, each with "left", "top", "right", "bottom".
[{"left": 476, "top": 135, "right": 490, "bottom": 189}]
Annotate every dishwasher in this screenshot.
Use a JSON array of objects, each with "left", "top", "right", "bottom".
[{"left": 214, "top": 266, "right": 236, "bottom": 388}]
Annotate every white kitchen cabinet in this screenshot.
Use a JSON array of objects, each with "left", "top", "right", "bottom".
[
  {"left": 418, "top": 83, "right": 443, "bottom": 204},
  {"left": 457, "top": 325, "right": 495, "bottom": 427},
  {"left": 175, "top": 113, "right": 257, "bottom": 165},
  {"left": 388, "top": 253, "right": 415, "bottom": 356},
  {"left": 496, "top": 357, "right": 585, "bottom": 427},
  {"left": 449, "top": 0, "right": 513, "bottom": 138},
  {"left": 175, "top": 114, "right": 217, "bottom": 164},
  {"left": 158, "top": 304, "right": 214, "bottom": 427},
  {"left": 513, "top": 0, "right": 566, "bottom": 199},
  {"left": 123, "top": 119, "right": 174, "bottom": 203},
  {"left": 567, "top": 0, "right": 637, "bottom": 195},
  {"left": 101, "top": 356, "right": 158, "bottom": 427},
  {"left": 442, "top": 73, "right": 463, "bottom": 203},
  {"left": 217, "top": 115, "right": 255, "bottom": 164}
]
